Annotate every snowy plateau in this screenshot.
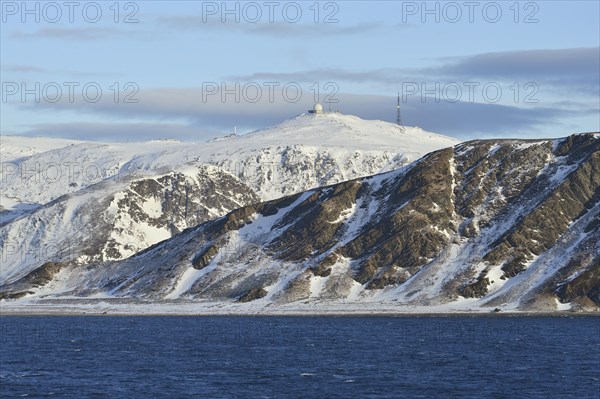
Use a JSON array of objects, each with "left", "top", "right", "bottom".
[{"left": 0, "top": 113, "right": 598, "bottom": 315}]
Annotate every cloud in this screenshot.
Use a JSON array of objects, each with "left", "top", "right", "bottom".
[
  {"left": 19, "top": 122, "right": 219, "bottom": 142},
  {"left": 1, "top": 64, "right": 48, "bottom": 73},
  {"left": 311, "top": 94, "right": 589, "bottom": 139},
  {"left": 0, "top": 63, "right": 124, "bottom": 78},
  {"left": 11, "top": 87, "right": 593, "bottom": 140},
  {"left": 440, "top": 48, "right": 599, "bottom": 80},
  {"left": 437, "top": 47, "right": 600, "bottom": 96},
  {"left": 10, "top": 27, "right": 145, "bottom": 41},
  {"left": 246, "top": 21, "right": 380, "bottom": 37},
  {"left": 231, "top": 47, "right": 600, "bottom": 96},
  {"left": 229, "top": 68, "right": 403, "bottom": 84},
  {"left": 157, "top": 14, "right": 381, "bottom": 37},
  {"left": 14, "top": 86, "right": 327, "bottom": 132},
  {"left": 7, "top": 45, "right": 597, "bottom": 140}
]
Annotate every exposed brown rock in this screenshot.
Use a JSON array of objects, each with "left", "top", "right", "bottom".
[
  {"left": 13, "top": 262, "right": 66, "bottom": 287},
  {"left": 556, "top": 262, "right": 600, "bottom": 306},
  {"left": 312, "top": 253, "right": 337, "bottom": 277},
  {"left": 191, "top": 245, "right": 219, "bottom": 269},
  {"left": 0, "top": 291, "right": 34, "bottom": 300},
  {"left": 461, "top": 273, "right": 490, "bottom": 298},
  {"left": 270, "top": 181, "right": 362, "bottom": 261},
  {"left": 237, "top": 287, "right": 268, "bottom": 302}
]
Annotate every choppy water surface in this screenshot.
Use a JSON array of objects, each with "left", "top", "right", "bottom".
[{"left": 1, "top": 316, "right": 598, "bottom": 398}]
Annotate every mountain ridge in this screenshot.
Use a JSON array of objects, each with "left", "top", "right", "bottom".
[{"left": 2, "top": 132, "right": 598, "bottom": 314}]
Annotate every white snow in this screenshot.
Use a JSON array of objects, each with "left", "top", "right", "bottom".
[
  {"left": 328, "top": 203, "right": 356, "bottom": 224},
  {"left": 309, "top": 276, "right": 327, "bottom": 298},
  {"left": 486, "top": 264, "right": 508, "bottom": 292},
  {"left": 515, "top": 141, "right": 547, "bottom": 150},
  {"left": 0, "top": 135, "right": 83, "bottom": 163},
  {"left": 1, "top": 113, "right": 458, "bottom": 206},
  {"left": 141, "top": 196, "right": 163, "bottom": 219},
  {"left": 555, "top": 299, "right": 572, "bottom": 311},
  {"left": 549, "top": 163, "right": 579, "bottom": 183},
  {"left": 165, "top": 266, "right": 212, "bottom": 299}
]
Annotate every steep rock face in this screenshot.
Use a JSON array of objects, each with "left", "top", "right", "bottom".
[
  {"left": 2, "top": 133, "right": 598, "bottom": 312},
  {"left": 271, "top": 181, "right": 363, "bottom": 261},
  {"left": 486, "top": 145, "right": 598, "bottom": 273},
  {"left": 339, "top": 148, "right": 456, "bottom": 287},
  {"left": 459, "top": 136, "right": 600, "bottom": 301}
]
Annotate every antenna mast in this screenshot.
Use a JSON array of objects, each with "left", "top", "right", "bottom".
[{"left": 396, "top": 92, "right": 405, "bottom": 133}]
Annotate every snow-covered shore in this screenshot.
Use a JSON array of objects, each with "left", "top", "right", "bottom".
[{"left": 1, "top": 298, "right": 595, "bottom": 316}]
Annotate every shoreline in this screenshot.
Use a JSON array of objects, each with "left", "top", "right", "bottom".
[
  {"left": 2, "top": 312, "right": 598, "bottom": 317},
  {"left": 1, "top": 303, "right": 598, "bottom": 317}
]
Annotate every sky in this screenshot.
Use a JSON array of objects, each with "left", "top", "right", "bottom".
[{"left": 1, "top": 0, "right": 599, "bottom": 141}]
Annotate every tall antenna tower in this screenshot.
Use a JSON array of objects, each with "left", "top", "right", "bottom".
[{"left": 396, "top": 92, "right": 405, "bottom": 133}]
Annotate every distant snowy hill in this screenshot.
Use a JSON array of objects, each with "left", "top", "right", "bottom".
[
  {"left": 0, "top": 113, "right": 458, "bottom": 284},
  {"left": 1, "top": 133, "right": 598, "bottom": 314},
  {"left": 0, "top": 135, "right": 84, "bottom": 163},
  {"left": 1, "top": 114, "right": 456, "bottom": 206}
]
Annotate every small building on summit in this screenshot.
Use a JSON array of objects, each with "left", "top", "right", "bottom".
[{"left": 308, "top": 103, "right": 323, "bottom": 114}]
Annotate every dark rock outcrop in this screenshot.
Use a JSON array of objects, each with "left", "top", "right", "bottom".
[
  {"left": 556, "top": 262, "right": 600, "bottom": 306},
  {"left": 237, "top": 288, "right": 268, "bottom": 302}
]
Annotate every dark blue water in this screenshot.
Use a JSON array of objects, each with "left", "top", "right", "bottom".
[{"left": 1, "top": 316, "right": 598, "bottom": 398}]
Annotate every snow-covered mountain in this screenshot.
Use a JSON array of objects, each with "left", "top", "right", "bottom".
[
  {"left": 0, "top": 113, "right": 458, "bottom": 284},
  {"left": 2, "top": 132, "right": 598, "bottom": 314}
]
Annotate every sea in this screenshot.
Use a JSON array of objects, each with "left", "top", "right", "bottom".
[{"left": 0, "top": 316, "right": 598, "bottom": 398}]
